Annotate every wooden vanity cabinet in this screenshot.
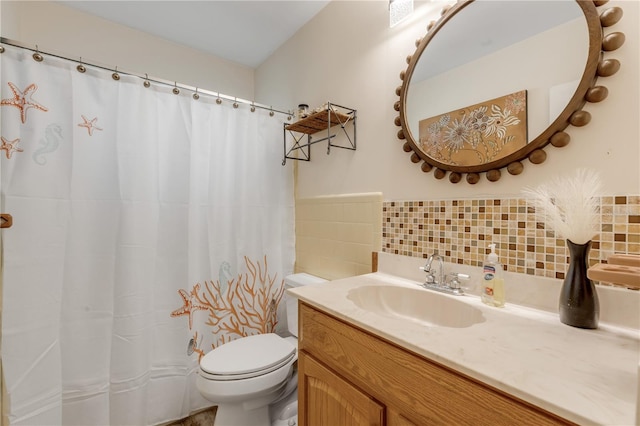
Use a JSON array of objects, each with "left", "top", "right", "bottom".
[
  {"left": 299, "top": 353, "right": 384, "bottom": 425},
  {"left": 298, "top": 302, "right": 574, "bottom": 426}
]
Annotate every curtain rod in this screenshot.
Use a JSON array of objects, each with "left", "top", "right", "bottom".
[{"left": 0, "top": 37, "right": 294, "bottom": 119}]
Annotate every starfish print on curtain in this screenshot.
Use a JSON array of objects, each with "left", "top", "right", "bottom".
[
  {"left": 78, "top": 115, "right": 103, "bottom": 136},
  {"left": 0, "top": 82, "right": 48, "bottom": 123},
  {"left": 170, "top": 284, "right": 210, "bottom": 330},
  {"left": 0, "top": 136, "right": 24, "bottom": 159}
]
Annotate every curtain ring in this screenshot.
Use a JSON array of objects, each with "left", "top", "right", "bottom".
[
  {"left": 216, "top": 92, "right": 222, "bottom": 105},
  {"left": 143, "top": 73, "right": 151, "bottom": 88},
  {"left": 193, "top": 88, "right": 200, "bottom": 100},
  {"left": 76, "top": 57, "right": 86, "bottom": 73},
  {"left": 0, "top": 46, "right": 5, "bottom": 54},
  {"left": 269, "top": 107, "right": 274, "bottom": 117},
  {"left": 250, "top": 102, "right": 256, "bottom": 113},
  {"left": 32, "top": 45, "right": 43, "bottom": 62},
  {"left": 233, "top": 97, "right": 239, "bottom": 109},
  {"left": 112, "top": 66, "right": 120, "bottom": 81},
  {"left": 172, "top": 82, "right": 180, "bottom": 95}
]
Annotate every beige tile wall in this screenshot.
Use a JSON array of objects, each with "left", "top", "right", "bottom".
[
  {"left": 294, "top": 193, "right": 639, "bottom": 282},
  {"left": 382, "top": 195, "right": 640, "bottom": 280},
  {"left": 295, "top": 193, "right": 382, "bottom": 280}
]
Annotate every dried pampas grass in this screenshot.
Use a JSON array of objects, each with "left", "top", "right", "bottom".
[{"left": 522, "top": 169, "right": 602, "bottom": 245}]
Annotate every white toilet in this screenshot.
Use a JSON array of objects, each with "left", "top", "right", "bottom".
[{"left": 196, "top": 273, "right": 327, "bottom": 426}]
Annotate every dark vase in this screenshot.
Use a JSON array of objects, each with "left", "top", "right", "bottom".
[{"left": 559, "top": 239, "right": 599, "bottom": 329}]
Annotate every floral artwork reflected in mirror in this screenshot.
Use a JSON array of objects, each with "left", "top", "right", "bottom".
[{"left": 418, "top": 90, "right": 527, "bottom": 167}]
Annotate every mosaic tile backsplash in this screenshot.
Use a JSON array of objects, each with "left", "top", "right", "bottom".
[{"left": 382, "top": 196, "right": 640, "bottom": 280}]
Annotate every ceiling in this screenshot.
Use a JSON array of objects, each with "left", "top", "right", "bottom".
[{"left": 56, "top": 0, "right": 330, "bottom": 68}]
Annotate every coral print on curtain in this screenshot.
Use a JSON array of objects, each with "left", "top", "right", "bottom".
[
  {"left": 171, "top": 255, "right": 285, "bottom": 361},
  {"left": 0, "top": 45, "right": 294, "bottom": 426}
]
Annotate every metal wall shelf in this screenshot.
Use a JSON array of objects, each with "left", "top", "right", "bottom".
[{"left": 282, "top": 102, "right": 356, "bottom": 165}]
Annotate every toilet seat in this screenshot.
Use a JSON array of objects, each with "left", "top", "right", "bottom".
[{"left": 200, "top": 333, "right": 296, "bottom": 381}]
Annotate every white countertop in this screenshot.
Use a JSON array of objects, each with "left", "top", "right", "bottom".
[{"left": 288, "top": 272, "right": 640, "bottom": 426}]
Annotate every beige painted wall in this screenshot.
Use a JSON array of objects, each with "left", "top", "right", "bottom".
[
  {"left": 256, "top": 0, "right": 640, "bottom": 200},
  {"left": 4, "top": 0, "right": 637, "bottom": 199},
  {"left": 0, "top": 0, "right": 255, "bottom": 100}
]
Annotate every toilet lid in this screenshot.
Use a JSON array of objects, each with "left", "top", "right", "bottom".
[{"left": 200, "top": 333, "right": 296, "bottom": 380}]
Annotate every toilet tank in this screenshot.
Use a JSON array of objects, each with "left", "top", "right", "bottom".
[{"left": 284, "top": 273, "right": 327, "bottom": 337}]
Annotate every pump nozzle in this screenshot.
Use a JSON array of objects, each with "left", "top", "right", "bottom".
[{"left": 487, "top": 243, "right": 498, "bottom": 262}]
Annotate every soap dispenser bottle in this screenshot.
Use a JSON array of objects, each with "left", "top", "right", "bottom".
[{"left": 481, "top": 243, "right": 505, "bottom": 307}]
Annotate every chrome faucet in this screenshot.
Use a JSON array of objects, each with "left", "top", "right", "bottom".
[
  {"left": 420, "top": 253, "right": 469, "bottom": 296},
  {"left": 422, "top": 253, "right": 444, "bottom": 285}
]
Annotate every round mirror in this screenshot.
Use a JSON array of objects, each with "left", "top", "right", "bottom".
[{"left": 395, "top": 0, "right": 625, "bottom": 184}]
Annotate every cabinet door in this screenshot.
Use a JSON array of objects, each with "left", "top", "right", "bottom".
[{"left": 299, "top": 351, "right": 384, "bottom": 426}]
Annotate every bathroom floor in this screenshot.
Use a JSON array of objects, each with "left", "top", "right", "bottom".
[{"left": 166, "top": 407, "right": 217, "bottom": 426}]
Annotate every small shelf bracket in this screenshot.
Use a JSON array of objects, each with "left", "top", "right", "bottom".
[{"left": 282, "top": 102, "right": 356, "bottom": 165}]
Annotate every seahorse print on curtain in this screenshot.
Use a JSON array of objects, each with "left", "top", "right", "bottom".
[{"left": 32, "top": 123, "right": 63, "bottom": 165}]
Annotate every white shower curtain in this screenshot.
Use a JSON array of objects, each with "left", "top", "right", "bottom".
[{"left": 0, "top": 46, "right": 295, "bottom": 425}]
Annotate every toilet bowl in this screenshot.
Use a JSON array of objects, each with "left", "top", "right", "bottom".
[{"left": 196, "top": 273, "right": 327, "bottom": 426}]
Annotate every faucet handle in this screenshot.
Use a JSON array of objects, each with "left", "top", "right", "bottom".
[
  {"left": 446, "top": 273, "right": 470, "bottom": 289},
  {"left": 419, "top": 266, "right": 437, "bottom": 284}
]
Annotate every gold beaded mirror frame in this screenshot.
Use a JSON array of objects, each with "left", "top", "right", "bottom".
[{"left": 395, "top": 0, "right": 625, "bottom": 184}]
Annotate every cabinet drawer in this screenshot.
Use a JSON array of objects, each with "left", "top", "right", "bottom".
[{"left": 299, "top": 302, "right": 572, "bottom": 425}]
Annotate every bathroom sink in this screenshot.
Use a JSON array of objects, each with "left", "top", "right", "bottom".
[{"left": 347, "top": 285, "right": 486, "bottom": 328}]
